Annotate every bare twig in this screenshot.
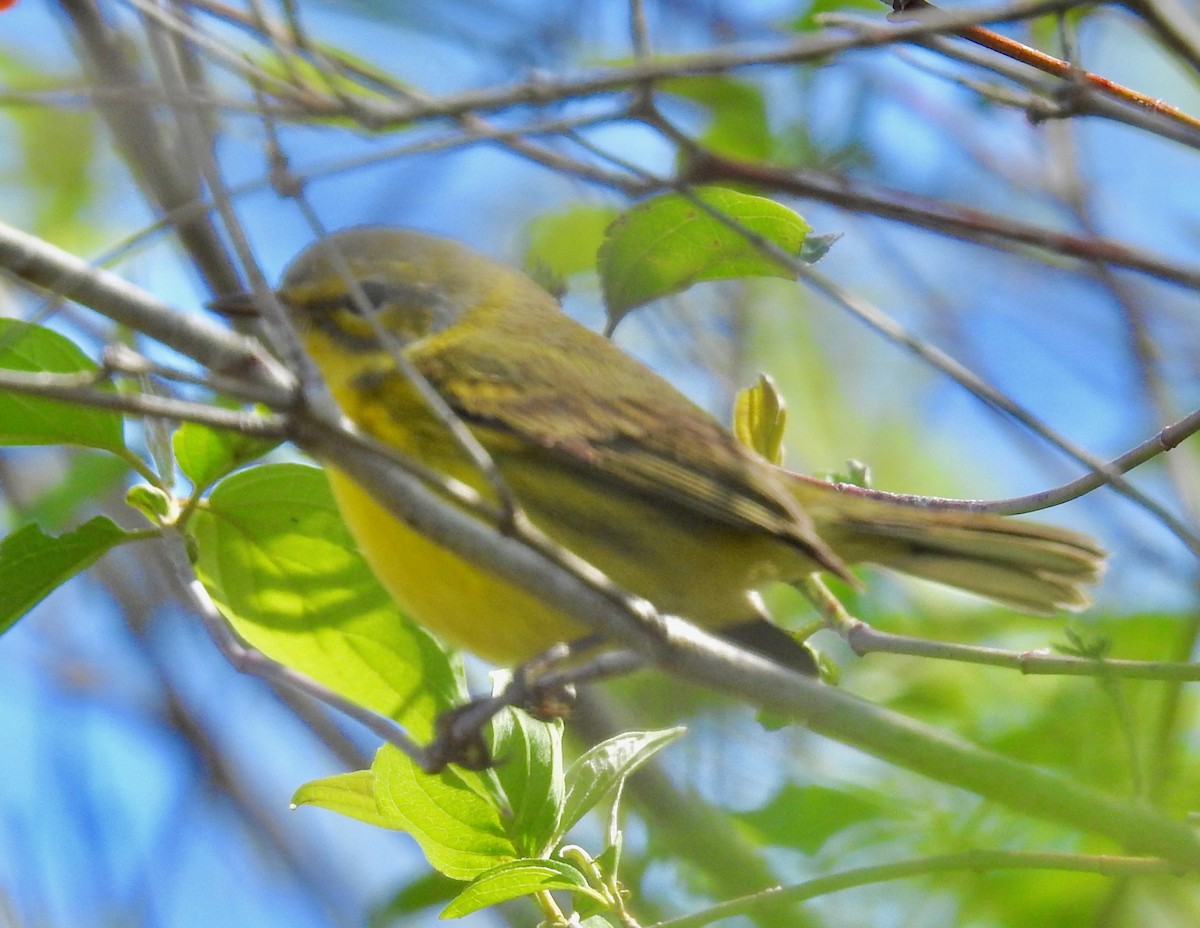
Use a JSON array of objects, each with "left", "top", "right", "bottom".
[
  {"left": 656, "top": 850, "right": 1178, "bottom": 928},
  {"left": 893, "top": 0, "right": 1200, "bottom": 136},
  {"left": 688, "top": 153, "right": 1200, "bottom": 292},
  {"left": 0, "top": 366, "right": 287, "bottom": 436}
]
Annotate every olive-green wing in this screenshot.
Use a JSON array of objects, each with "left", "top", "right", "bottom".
[{"left": 409, "top": 307, "right": 849, "bottom": 577}]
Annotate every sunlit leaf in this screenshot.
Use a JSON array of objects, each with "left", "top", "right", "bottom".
[
  {"left": 0, "top": 319, "right": 125, "bottom": 453},
  {"left": 188, "top": 462, "right": 466, "bottom": 739},
  {"left": 373, "top": 744, "right": 516, "bottom": 880},
  {"left": 733, "top": 373, "right": 788, "bottom": 466},
  {"left": 559, "top": 728, "right": 686, "bottom": 839},
  {"left": 292, "top": 770, "right": 393, "bottom": 828},
  {"left": 173, "top": 415, "right": 280, "bottom": 491},
  {"left": 490, "top": 705, "right": 564, "bottom": 856},
  {"left": 441, "top": 858, "right": 605, "bottom": 919},
  {"left": 125, "top": 484, "right": 172, "bottom": 523},
  {"left": 598, "top": 187, "right": 810, "bottom": 329}
]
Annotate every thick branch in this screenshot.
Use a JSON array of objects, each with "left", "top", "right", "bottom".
[{"left": 291, "top": 405, "right": 1200, "bottom": 869}]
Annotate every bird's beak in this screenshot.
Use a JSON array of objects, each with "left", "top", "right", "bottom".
[{"left": 207, "top": 291, "right": 264, "bottom": 318}]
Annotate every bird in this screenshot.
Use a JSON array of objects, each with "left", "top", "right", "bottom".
[{"left": 231, "top": 226, "right": 1105, "bottom": 675}]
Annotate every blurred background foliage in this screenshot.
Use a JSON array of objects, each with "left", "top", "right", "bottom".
[{"left": 2, "top": 0, "right": 1200, "bottom": 925}]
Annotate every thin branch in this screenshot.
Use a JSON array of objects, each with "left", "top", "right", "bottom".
[
  {"left": 285, "top": 394, "right": 1200, "bottom": 864},
  {"left": 238, "top": 0, "right": 1085, "bottom": 127},
  {"left": 162, "top": 532, "right": 434, "bottom": 761},
  {"left": 909, "top": 27, "right": 1200, "bottom": 147},
  {"left": 656, "top": 850, "right": 1178, "bottom": 928},
  {"left": 795, "top": 406, "right": 1200, "bottom": 517},
  {"left": 894, "top": 0, "right": 1200, "bottom": 137},
  {"left": 0, "top": 220, "right": 294, "bottom": 401},
  {"left": 577, "top": 131, "right": 1200, "bottom": 550},
  {"left": 796, "top": 266, "right": 1200, "bottom": 554},
  {"left": 1120, "top": 0, "right": 1200, "bottom": 75},
  {"left": 687, "top": 153, "right": 1200, "bottom": 292},
  {"left": 806, "top": 575, "right": 1200, "bottom": 683},
  {"left": 0, "top": 366, "right": 288, "bottom": 437},
  {"left": 845, "top": 621, "right": 1200, "bottom": 680}
]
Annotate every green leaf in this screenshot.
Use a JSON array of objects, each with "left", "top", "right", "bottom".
[
  {"left": 18, "top": 451, "right": 129, "bottom": 531},
  {"left": 735, "top": 784, "right": 887, "bottom": 854},
  {"left": 790, "top": 0, "right": 882, "bottom": 32},
  {"left": 559, "top": 727, "right": 686, "bottom": 839},
  {"left": 188, "top": 463, "right": 466, "bottom": 740},
  {"left": 173, "top": 416, "right": 280, "bottom": 491},
  {"left": 524, "top": 205, "right": 619, "bottom": 280},
  {"left": 441, "top": 858, "right": 606, "bottom": 919},
  {"left": 732, "top": 373, "right": 788, "bottom": 466},
  {"left": 373, "top": 745, "right": 517, "bottom": 880},
  {"left": 490, "top": 706, "right": 565, "bottom": 856},
  {"left": 0, "top": 516, "right": 131, "bottom": 635},
  {"left": 125, "top": 483, "right": 174, "bottom": 523},
  {"left": 291, "top": 770, "right": 396, "bottom": 828},
  {"left": 0, "top": 319, "right": 125, "bottom": 453},
  {"left": 598, "top": 187, "right": 810, "bottom": 329},
  {"left": 662, "top": 75, "right": 771, "bottom": 161},
  {"left": 254, "top": 44, "right": 392, "bottom": 126},
  {"left": 798, "top": 230, "right": 842, "bottom": 264},
  {"left": 0, "top": 53, "right": 99, "bottom": 242},
  {"left": 369, "top": 871, "right": 463, "bottom": 924}
]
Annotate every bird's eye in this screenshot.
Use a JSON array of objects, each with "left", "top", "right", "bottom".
[{"left": 344, "top": 279, "right": 393, "bottom": 315}]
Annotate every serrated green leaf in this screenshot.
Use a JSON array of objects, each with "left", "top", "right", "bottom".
[
  {"left": 292, "top": 770, "right": 395, "bottom": 827},
  {"left": 733, "top": 373, "right": 788, "bottom": 466},
  {"left": 735, "top": 784, "right": 886, "bottom": 854},
  {"left": 188, "top": 463, "right": 466, "bottom": 739},
  {"left": 441, "top": 858, "right": 605, "bottom": 919},
  {"left": 173, "top": 416, "right": 280, "bottom": 490},
  {"left": 490, "top": 707, "right": 565, "bottom": 856},
  {"left": 0, "top": 319, "right": 125, "bottom": 453},
  {"left": 599, "top": 187, "right": 810, "bottom": 329},
  {"left": 0, "top": 516, "right": 131, "bottom": 635},
  {"left": 373, "top": 745, "right": 516, "bottom": 880},
  {"left": 559, "top": 727, "right": 686, "bottom": 839},
  {"left": 662, "top": 75, "right": 771, "bottom": 161}
]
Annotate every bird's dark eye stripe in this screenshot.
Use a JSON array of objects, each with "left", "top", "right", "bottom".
[
  {"left": 308, "top": 278, "right": 440, "bottom": 318},
  {"left": 300, "top": 279, "right": 393, "bottom": 317},
  {"left": 351, "top": 280, "right": 395, "bottom": 312}
]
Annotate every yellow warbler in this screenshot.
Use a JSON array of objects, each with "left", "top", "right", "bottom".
[{"left": 240, "top": 227, "right": 1104, "bottom": 671}]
